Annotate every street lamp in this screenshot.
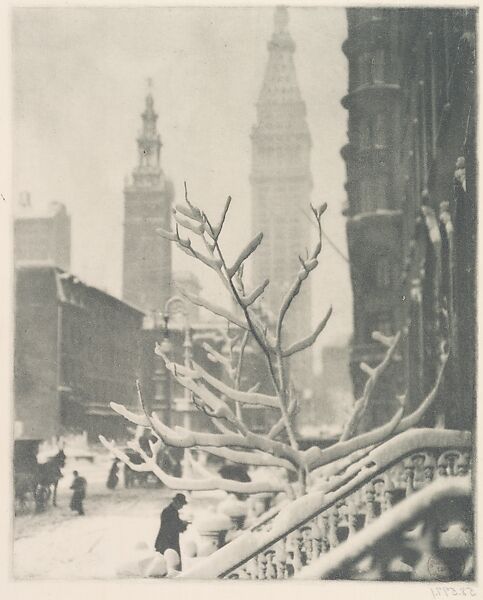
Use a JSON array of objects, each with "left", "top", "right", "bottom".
[{"left": 160, "top": 296, "right": 194, "bottom": 429}]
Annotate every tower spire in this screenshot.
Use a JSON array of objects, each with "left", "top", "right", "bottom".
[
  {"left": 132, "top": 81, "right": 162, "bottom": 186},
  {"left": 122, "top": 80, "right": 174, "bottom": 315},
  {"left": 256, "top": 6, "right": 305, "bottom": 122},
  {"left": 250, "top": 6, "right": 313, "bottom": 392}
]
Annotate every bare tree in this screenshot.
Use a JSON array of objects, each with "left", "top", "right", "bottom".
[{"left": 100, "top": 187, "right": 448, "bottom": 498}]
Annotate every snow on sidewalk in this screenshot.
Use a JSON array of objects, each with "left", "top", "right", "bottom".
[{"left": 14, "top": 512, "right": 161, "bottom": 579}]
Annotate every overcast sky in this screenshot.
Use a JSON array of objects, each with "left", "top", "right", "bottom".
[{"left": 12, "top": 6, "right": 351, "bottom": 363}]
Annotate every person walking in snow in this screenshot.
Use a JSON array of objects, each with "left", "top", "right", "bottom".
[
  {"left": 70, "top": 470, "right": 87, "bottom": 515},
  {"left": 106, "top": 458, "right": 120, "bottom": 490},
  {"left": 154, "top": 493, "right": 188, "bottom": 558}
]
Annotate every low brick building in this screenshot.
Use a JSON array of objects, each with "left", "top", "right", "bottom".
[{"left": 14, "top": 265, "right": 144, "bottom": 444}]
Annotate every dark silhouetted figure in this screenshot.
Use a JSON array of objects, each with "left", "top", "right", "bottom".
[
  {"left": 154, "top": 493, "right": 188, "bottom": 558},
  {"left": 70, "top": 470, "right": 87, "bottom": 515},
  {"left": 106, "top": 458, "right": 120, "bottom": 490}
]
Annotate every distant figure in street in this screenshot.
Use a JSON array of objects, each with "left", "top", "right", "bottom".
[
  {"left": 106, "top": 458, "right": 120, "bottom": 490},
  {"left": 70, "top": 470, "right": 87, "bottom": 516},
  {"left": 154, "top": 493, "right": 188, "bottom": 558}
]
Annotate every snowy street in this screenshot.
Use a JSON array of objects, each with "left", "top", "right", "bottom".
[{"left": 13, "top": 454, "right": 174, "bottom": 579}]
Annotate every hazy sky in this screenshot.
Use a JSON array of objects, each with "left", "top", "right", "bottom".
[{"left": 13, "top": 6, "right": 351, "bottom": 362}]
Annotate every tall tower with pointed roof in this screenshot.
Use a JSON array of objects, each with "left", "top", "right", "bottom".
[
  {"left": 122, "top": 87, "right": 174, "bottom": 314},
  {"left": 251, "top": 6, "right": 313, "bottom": 390}
]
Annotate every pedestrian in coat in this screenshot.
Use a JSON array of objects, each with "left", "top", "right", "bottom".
[
  {"left": 70, "top": 470, "right": 87, "bottom": 515},
  {"left": 154, "top": 493, "right": 188, "bottom": 559},
  {"left": 106, "top": 458, "right": 120, "bottom": 490}
]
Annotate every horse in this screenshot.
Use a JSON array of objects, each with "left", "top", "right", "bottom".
[{"left": 36, "top": 449, "right": 66, "bottom": 508}]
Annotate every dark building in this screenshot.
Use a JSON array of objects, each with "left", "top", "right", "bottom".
[
  {"left": 342, "top": 8, "right": 476, "bottom": 431},
  {"left": 14, "top": 265, "right": 144, "bottom": 444},
  {"left": 122, "top": 88, "right": 174, "bottom": 314},
  {"left": 14, "top": 194, "right": 71, "bottom": 271}
]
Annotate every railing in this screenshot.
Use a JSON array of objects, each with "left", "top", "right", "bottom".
[
  {"left": 178, "top": 428, "right": 471, "bottom": 579},
  {"left": 296, "top": 476, "right": 473, "bottom": 581}
]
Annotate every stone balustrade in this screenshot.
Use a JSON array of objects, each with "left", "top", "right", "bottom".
[{"left": 178, "top": 429, "right": 471, "bottom": 580}]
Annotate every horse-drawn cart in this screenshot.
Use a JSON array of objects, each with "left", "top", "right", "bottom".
[{"left": 14, "top": 440, "right": 66, "bottom": 514}]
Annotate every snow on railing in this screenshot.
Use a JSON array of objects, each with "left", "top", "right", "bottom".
[
  {"left": 178, "top": 428, "right": 471, "bottom": 579},
  {"left": 296, "top": 476, "right": 473, "bottom": 580}
]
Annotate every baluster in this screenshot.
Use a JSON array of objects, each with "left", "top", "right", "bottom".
[
  {"left": 265, "top": 549, "right": 276, "bottom": 580},
  {"left": 441, "top": 452, "right": 459, "bottom": 476},
  {"left": 257, "top": 551, "right": 267, "bottom": 580},
  {"left": 290, "top": 529, "right": 304, "bottom": 572},
  {"left": 372, "top": 477, "right": 386, "bottom": 514},
  {"left": 300, "top": 525, "right": 312, "bottom": 564},
  {"left": 320, "top": 514, "right": 330, "bottom": 553},
  {"left": 437, "top": 453, "right": 449, "bottom": 478},
  {"left": 403, "top": 457, "right": 416, "bottom": 496},
  {"left": 311, "top": 520, "right": 322, "bottom": 560},
  {"left": 347, "top": 497, "right": 358, "bottom": 535},
  {"left": 383, "top": 476, "right": 396, "bottom": 512},
  {"left": 411, "top": 453, "right": 427, "bottom": 490},
  {"left": 455, "top": 451, "right": 470, "bottom": 476},
  {"left": 328, "top": 506, "right": 340, "bottom": 548},
  {"left": 422, "top": 452, "right": 437, "bottom": 484},
  {"left": 364, "top": 482, "right": 377, "bottom": 524},
  {"left": 274, "top": 540, "right": 288, "bottom": 579}
]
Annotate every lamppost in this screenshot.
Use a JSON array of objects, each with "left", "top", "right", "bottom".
[{"left": 159, "top": 296, "right": 194, "bottom": 430}]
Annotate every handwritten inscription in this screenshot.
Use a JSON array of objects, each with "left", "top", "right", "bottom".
[{"left": 430, "top": 587, "right": 476, "bottom": 598}]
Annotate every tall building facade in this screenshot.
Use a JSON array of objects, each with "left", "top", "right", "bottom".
[
  {"left": 122, "top": 90, "right": 174, "bottom": 313},
  {"left": 251, "top": 7, "right": 313, "bottom": 390},
  {"left": 14, "top": 194, "right": 71, "bottom": 271},
  {"left": 342, "top": 8, "right": 476, "bottom": 431}
]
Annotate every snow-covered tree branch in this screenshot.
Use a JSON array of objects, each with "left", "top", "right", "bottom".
[{"left": 102, "top": 190, "right": 451, "bottom": 499}]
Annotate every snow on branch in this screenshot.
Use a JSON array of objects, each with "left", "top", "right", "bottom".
[
  {"left": 99, "top": 436, "right": 287, "bottom": 495},
  {"left": 209, "top": 195, "right": 232, "bottom": 241},
  {"left": 175, "top": 288, "right": 248, "bottom": 331},
  {"left": 305, "top": 400, "right": 406, "bottom": 471},
  {"left": 226, "top": 232, "right": 264, "bottom": 279},
  {"left": 240, "top": 279, "right": 270, "bottom": 307},
  {"left": 182, "top": 358, "right": 280, "bottom": 409},
  {"left": 203, "top": 341, "right": 234, "bottom": 377},
  {"left": 306, "top": 347, "right": 450, "bottom": 472},
  {"left": 203, "top": 446, "right": 296, "bottom": 472},
  {"left": 395, "top": 350, "right": 449, "bottom": 433},
  {"left": 275, "top": 203, "right": 327, "bottom": 347},
  {"left": 109, "top": 401, "right": 150, "bottom": 428},
  {"left": 146, "top": 412, "right": 302, "bottom": 468},
  {"left": 339, "top": 331, "right": 402, "bottom": 442},
  {"left": 282, "top": 306, "right": 333, "bottom": 357}
]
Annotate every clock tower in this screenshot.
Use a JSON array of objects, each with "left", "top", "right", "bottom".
[{"left": 122, "top": 86, "right": 174, "bottom": 314}]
